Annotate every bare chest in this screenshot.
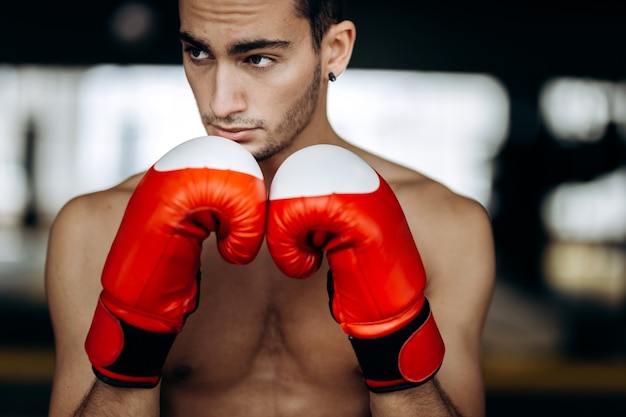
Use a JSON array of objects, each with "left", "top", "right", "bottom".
[{"left": 160, "top": 239, "right": 369, "bottom": 416}]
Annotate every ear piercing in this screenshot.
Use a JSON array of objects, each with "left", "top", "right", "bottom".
[{"left": 328, "top": 72, "right": 337, "bottom": 82}]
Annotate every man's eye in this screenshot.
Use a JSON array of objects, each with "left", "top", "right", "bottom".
[
  {"left": 186, "top": 47, "right": 209, "bottom": 60},
  {"left": 248, "top": 55, "right": 274, "bottom": 67}
]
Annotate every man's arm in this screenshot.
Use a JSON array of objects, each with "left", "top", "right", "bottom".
[
  {"left": 266, "top": 145, "right": 475, "bottom": 415},
  {"left": 369, "top": 378, "right": 461, "bottom": 417},
  {"left": 46, "top": 190, "right": 160, "bottom": 416},
  {"left": 47, "top": 136, "right": 267, "bottom": 415},
  {"left": 73, "top": 380, "right": 160, "bottom": 417},
  {"left": 377, "top": 191, "right": 495, "bottom": 417}
]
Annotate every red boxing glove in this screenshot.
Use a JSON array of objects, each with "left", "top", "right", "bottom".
[
  {"left": 85, "top": 136, "right": 266, "bottom": 387},
  {"left": 266, "top": 144, "right": 444, "bottom": 392}
]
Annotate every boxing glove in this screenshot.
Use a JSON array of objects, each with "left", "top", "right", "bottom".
[
  {"left": 266, "top": 144, "right": 444, "bottom": 392},
  {"left": 85, "top": 136, "right": 266, "bottom": 388}
]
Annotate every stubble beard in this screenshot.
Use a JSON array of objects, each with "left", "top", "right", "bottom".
[
  {"left": 199, "top": 61, "right": 322, "bottom": 162},
  {"left": 253, "top": 60, "right": 322, "bottom": 162}
]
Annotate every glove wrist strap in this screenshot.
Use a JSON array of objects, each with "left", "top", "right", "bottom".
[
  {"left": 349, "top": 298, "right": 445, "bottom": 393},
  {"left": 86, "top": 302, "right": 177, "bottom": 388}
]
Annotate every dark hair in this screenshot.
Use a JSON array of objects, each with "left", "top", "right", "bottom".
[{"left": 293, "top": 0, "right": 346, "bottom": 52}]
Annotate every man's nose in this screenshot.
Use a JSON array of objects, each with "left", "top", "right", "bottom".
[{"left": 209, "top": 64, "right": 247, "bottom": 119}]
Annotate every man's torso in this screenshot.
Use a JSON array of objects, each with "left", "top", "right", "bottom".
[{"left": 158, "top": 236, "right": 371, "bottom": 416}]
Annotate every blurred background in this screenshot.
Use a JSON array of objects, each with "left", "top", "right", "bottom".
[{"left": 1, "top": 0, "right": 625, "bottom": 415}]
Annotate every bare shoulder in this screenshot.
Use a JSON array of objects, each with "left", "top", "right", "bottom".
[
  {"left": 402, "top": 177, "right": 495, "bottom": 330},
  {"left": 54, "top": 172, "right": 143, "bottom": 221},
  {"left": 46, "top": 171, "right": 145, "bottom": 312},
  {"left": 45, "top": 173, "right": 144, "bottom": 416},
  {"left": 392, "top": 171, "right": 495, "bottom": 294},
  {"left": 47, "top": 173, "right": 143, "bottom": 276},
  {"left": 350, "top": 144, "right": 495, "bottom": 325}
]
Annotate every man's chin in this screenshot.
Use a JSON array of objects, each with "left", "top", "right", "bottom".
[
  {"left": 233, "top": 142, "right": 262, "bottom": 160},
  {"left": 251, "top": 143, "right": 290, "bottom": 163},
  {"left": 252, "top": 150, "right": 273, "bottom": 162}
]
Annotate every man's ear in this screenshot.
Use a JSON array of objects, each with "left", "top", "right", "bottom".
[{"left": 324, "top": 20, "right": 356, "bottom": 80}]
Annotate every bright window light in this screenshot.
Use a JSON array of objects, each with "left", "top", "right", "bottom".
[
  {"left": 542, "top": 168, "right": 626, "bottom": 243},
  {"left": 328, "top": 69, "right": 509, "bottom": 209},
  {"left": 74, "top": 65, "right": 206, "bottom": 194},
  {"left": 543, "top": 241, "right": 626, "bottom": 306},
  {"left": 1, "top": 65, "right": 509, "bottom": 222},
  {"left": 0, "top": 164, "right": 28, "bottom": 226},
  {"left": 0, "top": 66, "right": 26, "bottom": 225},
  {"left": 539, "top": 77, "right": 611, "bottom": 143}
]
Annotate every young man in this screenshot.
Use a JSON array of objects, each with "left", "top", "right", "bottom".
[{"left": 45, "top": 0, "right": 495, "bottom": 416}]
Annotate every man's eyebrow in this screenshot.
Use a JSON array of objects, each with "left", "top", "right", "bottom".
[
  {"left": 228, "top": 39, "right": 292, "bottom": 55},
  {"left": 179, "top": 31, "right": 212, "bottom": 52},
  {"left": 178, "top": 31, "right": 291, "bottom": 55}
]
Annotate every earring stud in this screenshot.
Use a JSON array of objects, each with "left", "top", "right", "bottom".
[{"left": 328, "top": 72, "right": 337, "bottom": 82}]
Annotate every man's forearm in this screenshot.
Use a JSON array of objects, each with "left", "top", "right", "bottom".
[
  {"left": 369, "top": 378, "right": 463, "bottom": 417},
  {"left": 73, "top": 379, "right": 160, "bottom": 417}
]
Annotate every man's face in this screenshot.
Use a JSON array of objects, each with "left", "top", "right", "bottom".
[{"left": 179, "top": 0, "right": 323, "bottom": 161}]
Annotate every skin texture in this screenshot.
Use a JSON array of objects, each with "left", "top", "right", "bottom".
[{"left": 45, "top": 0, "right": 495, "bottom": 416}]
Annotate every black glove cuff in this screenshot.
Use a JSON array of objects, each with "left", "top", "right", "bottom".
[
  {"left": 349, "top": 299, "right": 436, "bottom": 392},
  {"left": 95, "top": 319, "right": 177, "bottom": 388}
]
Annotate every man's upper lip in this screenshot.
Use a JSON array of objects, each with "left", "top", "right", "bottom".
[{"left": 212, "top": 125, "right": 253, "bottom": 132}]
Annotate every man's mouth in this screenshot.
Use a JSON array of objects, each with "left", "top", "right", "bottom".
[{"left": 210, "top": 125, "right": 257, "bottom": 142}]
